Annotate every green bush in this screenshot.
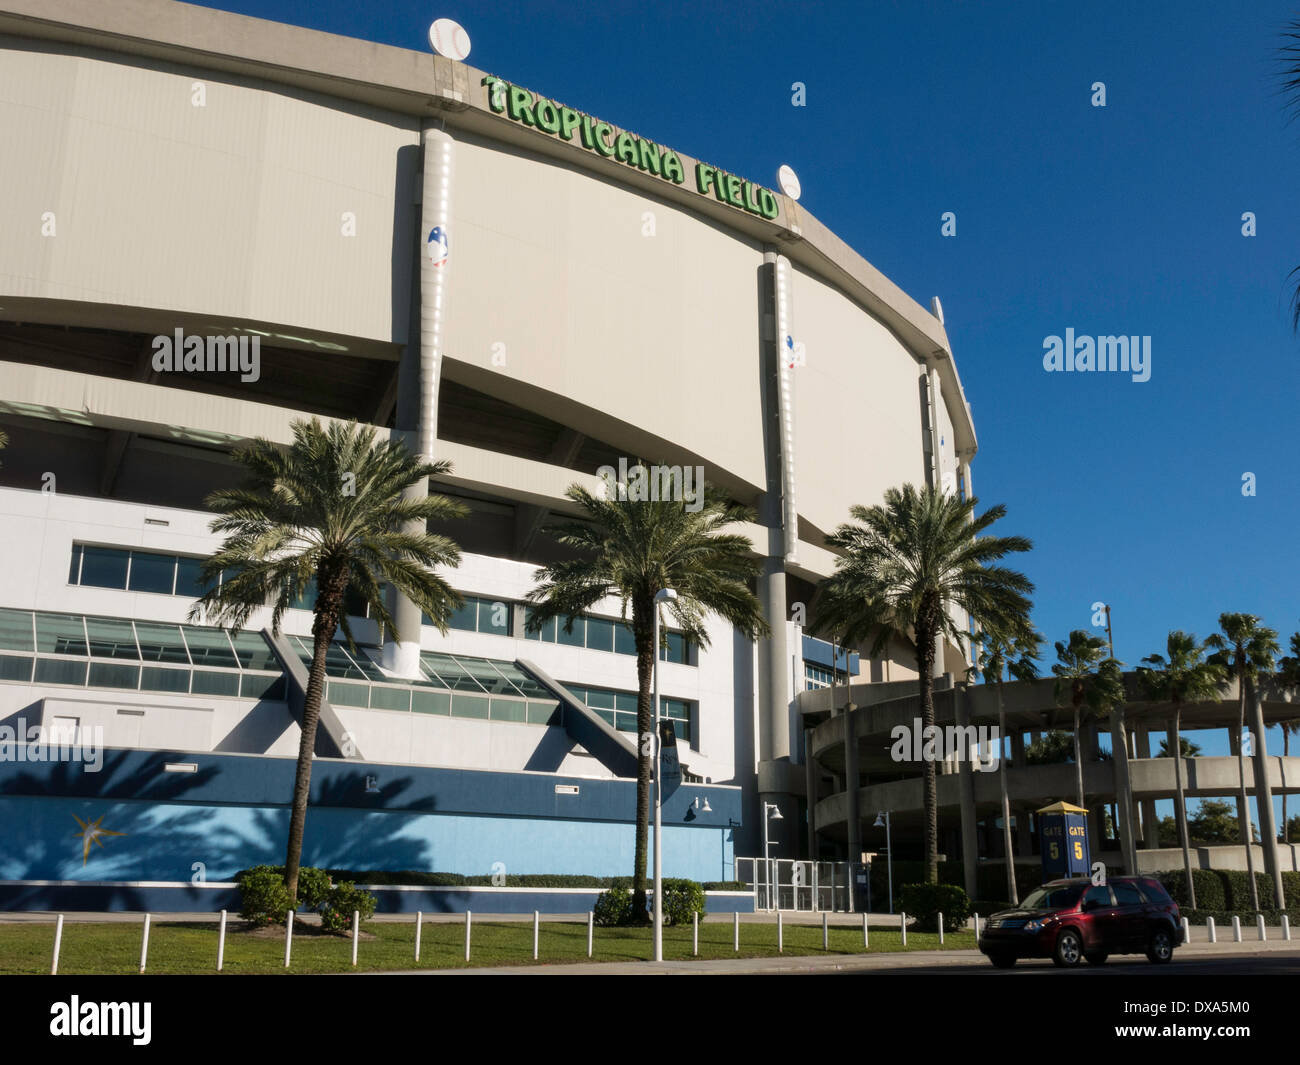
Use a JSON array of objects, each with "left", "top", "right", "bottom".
[
  {"left": 319, "top": 881, "right": 377, "bottom": 934},
  {"left": 593, "top": 886, "right": 635, "bottom": 927},
  {"left": 296, "top": 866, "right": 333, "bottom": 909},
  {"left": 1154, "top": 869, "right": 1226, "bottom": 911},
  {"left": 661, "top": 879, "right": 706, "bottom": 926},
  {"left": 899, "top": 882, "right": 972, "bottom": 932},
  {"left": 1283, "top": 872, "right": 1300, "bottom": 907},
  {"left": 702, "top": 881, "right": 747, "bottom": 891},
  {"left": 237, "top": 866, "right": 293, "bottom": 927},
  {"left": 1218, "top": 870, "right": 1276, "bottom": 911}
]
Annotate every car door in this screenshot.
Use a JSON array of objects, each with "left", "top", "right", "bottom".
[
  {"left": 1110, "top": 881, "right": 1149, "bottom": 951},
  {"left": 1080, "top": 884, "right": 1118, "bottom": 951}
]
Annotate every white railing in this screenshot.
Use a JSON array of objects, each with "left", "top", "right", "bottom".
[{"left": 735, "top": 857, "right": 855, "bottom": 912}]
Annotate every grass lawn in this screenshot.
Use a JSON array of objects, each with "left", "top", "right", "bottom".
[{"left": 0, "top": 918, "right": 976, "bottom": 974}]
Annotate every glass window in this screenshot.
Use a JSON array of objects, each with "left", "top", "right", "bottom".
[
  {"left": 229, "top": 631, "right": 277, "bottom": 672},
  {"left": 660, "top": 631, "right": 688, "bottom": 664},
  {"left": 0, "top": 609, "right": 34, "bottom": 652},
  {"left": 327, "top": 681, "right": 369, "bottom": 707},
  {"left": 0, "top": 655, "right": 33, "bottom": 682},
  {"left": 421, "top": 652, "right": 486, "bottom": 692},
  {"left": 478, "top": 598, "right": 511, "bottom": 636},
  {"left": 586, "top": 687, "right": 616, "bottom": 710},
  {"left": 68, "top": 544, "right": 83, "bottom": 584},
  {"left": 614, "top": 622, "right": 636, "bottom": 656},
  {"left": 85, "top": 617, "right": 139, "bottom": 659},
  {"left": 127, "top": 551, "right": 176, "bottom": 594},
  {"left": 240, "top": 674, "right": 285, "bottom": 701},
  {"left": 586, "top": 617, "right": 615, "bottom": 652},
  {"left": 557, "top": 617, "right": 585, "bottom": 647},
  {"left": 369, "top": 686, "right": 412, "bottom": 712},
  {"left": 447, "top": 598, "right": 478, "bottom": 632},
  {"left": 79, "top": 546, "right": 129, "bottom": 589},
  {"left": 490, "top": 697, "right": 527, "bottom": 722},
  {"left": 526, "top": 700, "right": 560, "bottom": 725},
  {"left": 1112, "top": 883, "right": 1144, "bottom": 906},
  {"left": 134, "top": 623, "right": 191, "bottom": 664},
  {"left": 494, "top": 663, "right": 548, "bottom": 699},
  {"left": 140, "top": 667, "right": 190, "bottom": 693},
  {"left": 88, "top": 662, "right": 140, "bottom": 689},
  {"left": 182, "top": 627, "right": 238, "bottom": 669},
  {"left": 174, "top": 556, "right": 214, "bottom": 599},
  {"left": 35, "top": 614, "right": 87, "bottom": 656},
  {"left": 190, "top": 670, "right": 242, "bottom": 697},
  {"left": 614, "top": 691, "right": 638, "bottom": 713},
  {"left": 454, "top": 658, "right": 520, "bottom": 696},
  {"left": 35, "top": 658, "right": 87, "bottom": 685},
  {"left": 523, "top": 610, "right": 557, "bottom": 642},
  {"left": 412, "top": 689, "right": 451, "bottom": 715},
  {"left": 1083, "top": 885, "right": 1112, "bottom": 908},
  {"left": 451, "top": 692, "right": 489, "bottom": 719}
]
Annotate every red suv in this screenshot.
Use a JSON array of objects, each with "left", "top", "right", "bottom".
[{"left": 978, "top": 876, "right": 1182, "bottom": 968}]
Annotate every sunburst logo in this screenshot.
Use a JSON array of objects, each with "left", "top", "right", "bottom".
[{"left": 72, "top": 814, "right": 126, "bottom": 865}]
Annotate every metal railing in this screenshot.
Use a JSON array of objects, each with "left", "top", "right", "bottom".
[{"left": 735, "top": 857, "right": 855, "bottom": 912}]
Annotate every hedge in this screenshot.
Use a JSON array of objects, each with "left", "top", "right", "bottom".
[
  {"left": 235, "top": 868, "right": 744, "bottom": 892},
  {"left": 1152, "top": 869, "right": 1292, "bottom": 912}
]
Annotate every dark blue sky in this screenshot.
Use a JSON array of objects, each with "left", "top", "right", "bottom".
[{"left": 191, "top": 2, "right": 1300, "bottom": 714}]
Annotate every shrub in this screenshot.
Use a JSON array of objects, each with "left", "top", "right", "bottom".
[
  {"left": 319, "top": 881, "right": 377, "bottom": 934},
  {"left": 899, "top": 882, "right": 972, "bottom": 933},
  {"left": 703, "top": 881, "right": 747, "bottom": 891},
  {"left": 237, "top": 866, "right": 293, "bottom": 928},
  {"left": 1154, "top": 869, "right": 1225, "bottom": 911},
  {"left": 296, "top": 866, "right": 333, "bottom": 909},
  {"left": 661, "top": 879, "right": 706, "bottom": 926},
  {"left": 593, "top": 886, "right": 635, "bottom": 927}
]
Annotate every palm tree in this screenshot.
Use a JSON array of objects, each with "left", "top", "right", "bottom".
[
  {"left": 1279, "top": 631, "right": 1300, "bottom": 844},
  {"left": 1207, "top": 613, "right": 1280, "bottom": 914},
  {"left": 977, "top": 623, "right": 1042, "bottom": 905},
  {"left": 1281, "top": 16, "right": 1300, "bottom": 328},
  {"left": 1136, "top": 632, "right": 1226, "bottom": 913},
  {"left": 190, "top": 418, "right": 467, "bottom": 901},
  {"left": 1050, "top": 631, "right": 1124, "bottom": 810},
  {"left": 525, "top": 468, "right": 769, "bottom": 921},
  {"left": 1156, "top": 736, "right": 1203, "bottom": 758},
  {"left": 813, "top": 483, "right": 1034, "bottom": 884}
]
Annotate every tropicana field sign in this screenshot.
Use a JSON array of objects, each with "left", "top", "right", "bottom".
[{"left": 481, "top": 76, "right": 781, "bottom": 221}]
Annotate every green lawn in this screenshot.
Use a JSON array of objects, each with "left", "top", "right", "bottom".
[{"left": 1, "top": 919, "right": 976, "bottom": 974}]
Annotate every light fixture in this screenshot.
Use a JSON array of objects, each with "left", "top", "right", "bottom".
[{"left": 702, "top": 797, "right": 712, "bottom": 813}]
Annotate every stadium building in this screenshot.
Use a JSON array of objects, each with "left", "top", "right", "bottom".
[{"left": 0, "top": 0, "right": 982, "bottom": 909}]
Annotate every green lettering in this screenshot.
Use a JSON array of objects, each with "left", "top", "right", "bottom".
[
  {"left": 661, "top": 151, "right": 685, "bottom": 184},
  {"left": 559, "top": 107, "right": 581, "bottom": 141},
  {"left": 696, "top": 163, "right": 716, "bottom": 194},
  {"left": 614, "top": 132, "right": 639, "bottom": 166},
  {"left": 482, "top": 76, "right": 505, "bottom": 114},
  {"left": 593, "top": 122, "right": 615, "bottom": 156},
  {"left": 507, "top": 85, "right": 536, "bottom": 126},
  {"left": 580, "top": 115, "right": 596, "bottom": 149},
  {"left": 758, "top": 188, "right": 779, "bottom": 219},
  {"left": 534, "top": 97, "right": 561, "bottom": 134},
  {"left": 725, "top": 174, "right": 743, "bottom": 206},
  {"left": 637, "top": 139, "right": 662, "bottom": 176}
]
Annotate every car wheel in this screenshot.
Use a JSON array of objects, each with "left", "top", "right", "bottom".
[
  {"left": 1084, "top": 952, "right": 1108, "bottom": 965},
  {"left": 1052, "top": 929, "right": 1083, "bottom": 968},
  {"left": 988, "top": 953, "right": 1016, "bottom": 969},
  {"left": 1146, "top": 928, "right": 1174, "bottom": 964}
]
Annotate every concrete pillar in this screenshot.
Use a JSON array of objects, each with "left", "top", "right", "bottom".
[
  {"left": 1109, "top": 709, "right": 1139, "bottom": 874},
  {"left": 383, "top": 124, "right": 456, "bottom": 679},
  {"left": 1249, "top": 688, "right": 1286, "bottom": 908},
  {"left": 1229, "top": 725, "right": 1256, "bottom": 850},
  {"left": 1010, "top": 727, "right": 1025, "bottom": 770},
  {"left": 804, "top": 728, "right": 819, "bottom": 861},
  {"left": 956, "top": 688, "right": 979, "bottom": 897},
  {"left": 1017, "top": 808, "right": 1033, "bottom": 857},
  {"left": 842, "top": 685, "right": 861, "bottom": 864},
  {"left": 1134, "top": 726, "right": 1158, "bottom": 848}
]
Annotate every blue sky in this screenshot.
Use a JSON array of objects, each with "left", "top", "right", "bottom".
[{"left": 191, "top": 1, "right": 1300, "bottom": 784}]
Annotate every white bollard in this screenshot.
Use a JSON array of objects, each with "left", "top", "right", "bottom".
[
  {"left": 465, "top": 910, "right": 472, "bottom": 961},
  {"left": 1180, "top": 916, "right": 1190, "bottom": 944},
  {"left": 139, "top": 913, "right": 151, "bottom": 973},
  {"left": 1257, "top": 914, "right": 1266, "bottom": 942},
  {"left": 733, "top": 910, "right": 739, "bottom": 952},
  {"left": 351, "top": 910, "right": 360, "bottom": 966},
  {"left": 938, "top": 912, "right": 944, "bottom": 945},
  {"left": 533, "top": 910, "right": 539, "bottom": 960},
  {"left": 588, "top": 910, "right": 594, "bottom": 958},
  {"left": 974, "top": 913, "right": 981, "bottom": 939},
  {"left": 217, "top": 910, "right": 227, "bottom": 972},
  {"left": 863, "top": 912, "right": 869, "bottom": 949},
  {"left": 822, "top": 911, "right": 829, "bottom": 951},
  {"left": 414, "top": 912, "right": 422, "bottom": 962},
  {"left": 777, "top": 910, "right": 783, "bottom": 953},
  {"left": 1232, "top": 915, "right": 1242, "bottom": 942},
  {"left": 1207, "top": 916, "right": 1217, "bottom": 943},
  {"left": 694, "top": 911, "right": 699, "bottom": 956},
  {"left": 901, "top": 911, "right": 907, "bottom": 947},
  {"left": 51, "top": 914, "right": 64, "bottom": 975},
  {"left": 284, "top": 910, "right": 294, "bottom": 967},
  {"left": 1282, "top": 915, "right": 1292, "bottom": 941}
]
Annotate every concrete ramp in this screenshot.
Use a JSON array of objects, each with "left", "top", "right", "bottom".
[
  {"left": 261, "top": 629, "right": 361, "bottom": 759},
  {"left": 516, "top": 657, "right": 639, "bottom": 778}
]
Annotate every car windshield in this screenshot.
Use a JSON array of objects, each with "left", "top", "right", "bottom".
[{"left": 1019, "top": 885, "right": 1084, "bottom": 911}]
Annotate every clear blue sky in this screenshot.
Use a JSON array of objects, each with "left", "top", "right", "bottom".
[{"left": 191, "top": 1, "right": 1300, "bottom": 785}]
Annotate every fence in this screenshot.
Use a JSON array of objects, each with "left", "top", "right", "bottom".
[{"left": 735, "top": 858, "right": 855, "bottom": 912}]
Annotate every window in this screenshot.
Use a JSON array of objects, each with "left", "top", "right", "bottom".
[
  {"left": 562, "top": 681, "right": 693, "bottom": 743},
  {"left": 127, "top": 551, "right": 176, "bottom": 594},
  {"left": 1112, "top": 883, "right": 1145, "bottom": 906},
  {"left": 78, "top": 546, "right": 129, "bottom": 589},
  {"left": 427, "top": 595, "right": 514, "bottom": 636},
  {"left": 804, "top": 662, "right": 849, "bottom": 691},
  {"left": 1083, "top": 885, "right": 1112, "bottom": 909}
]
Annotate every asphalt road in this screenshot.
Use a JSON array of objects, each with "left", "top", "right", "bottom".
[{"left": 833, "top": 951, "right": 1300, "bottom": 976}]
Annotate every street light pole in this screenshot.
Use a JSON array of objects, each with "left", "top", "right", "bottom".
[
  {"left": 652, "top": 588, "right": 677, "bottom": 963},
  {"left": 875, "top": 810, "right": 894, "bottom": 914}
]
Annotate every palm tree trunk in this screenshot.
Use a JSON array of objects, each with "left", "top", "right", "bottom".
[
  {"left": 916, "top": 602, "right": 939, "bottom": 885},
  {"left": 1237, "top": 682, "right": 1261, "bottom": 912},
  {"left": 1285, "top": 728, "right": 1292, "bottom": 845},
  {"left": 1072, "top": 705, "right": 1085, "bottom": 808},
  {"left": 284, "top": 574, "right": 346, "bottom": 902},
  {"left": 997, "top": 679, "right": 1017, "bottom": 904},
  {"left": 1171, "top": 708, "right": 1196, "bottom": 910},
  {"left": 631, "top": 596, "right": 654, "bottom": 923}
]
